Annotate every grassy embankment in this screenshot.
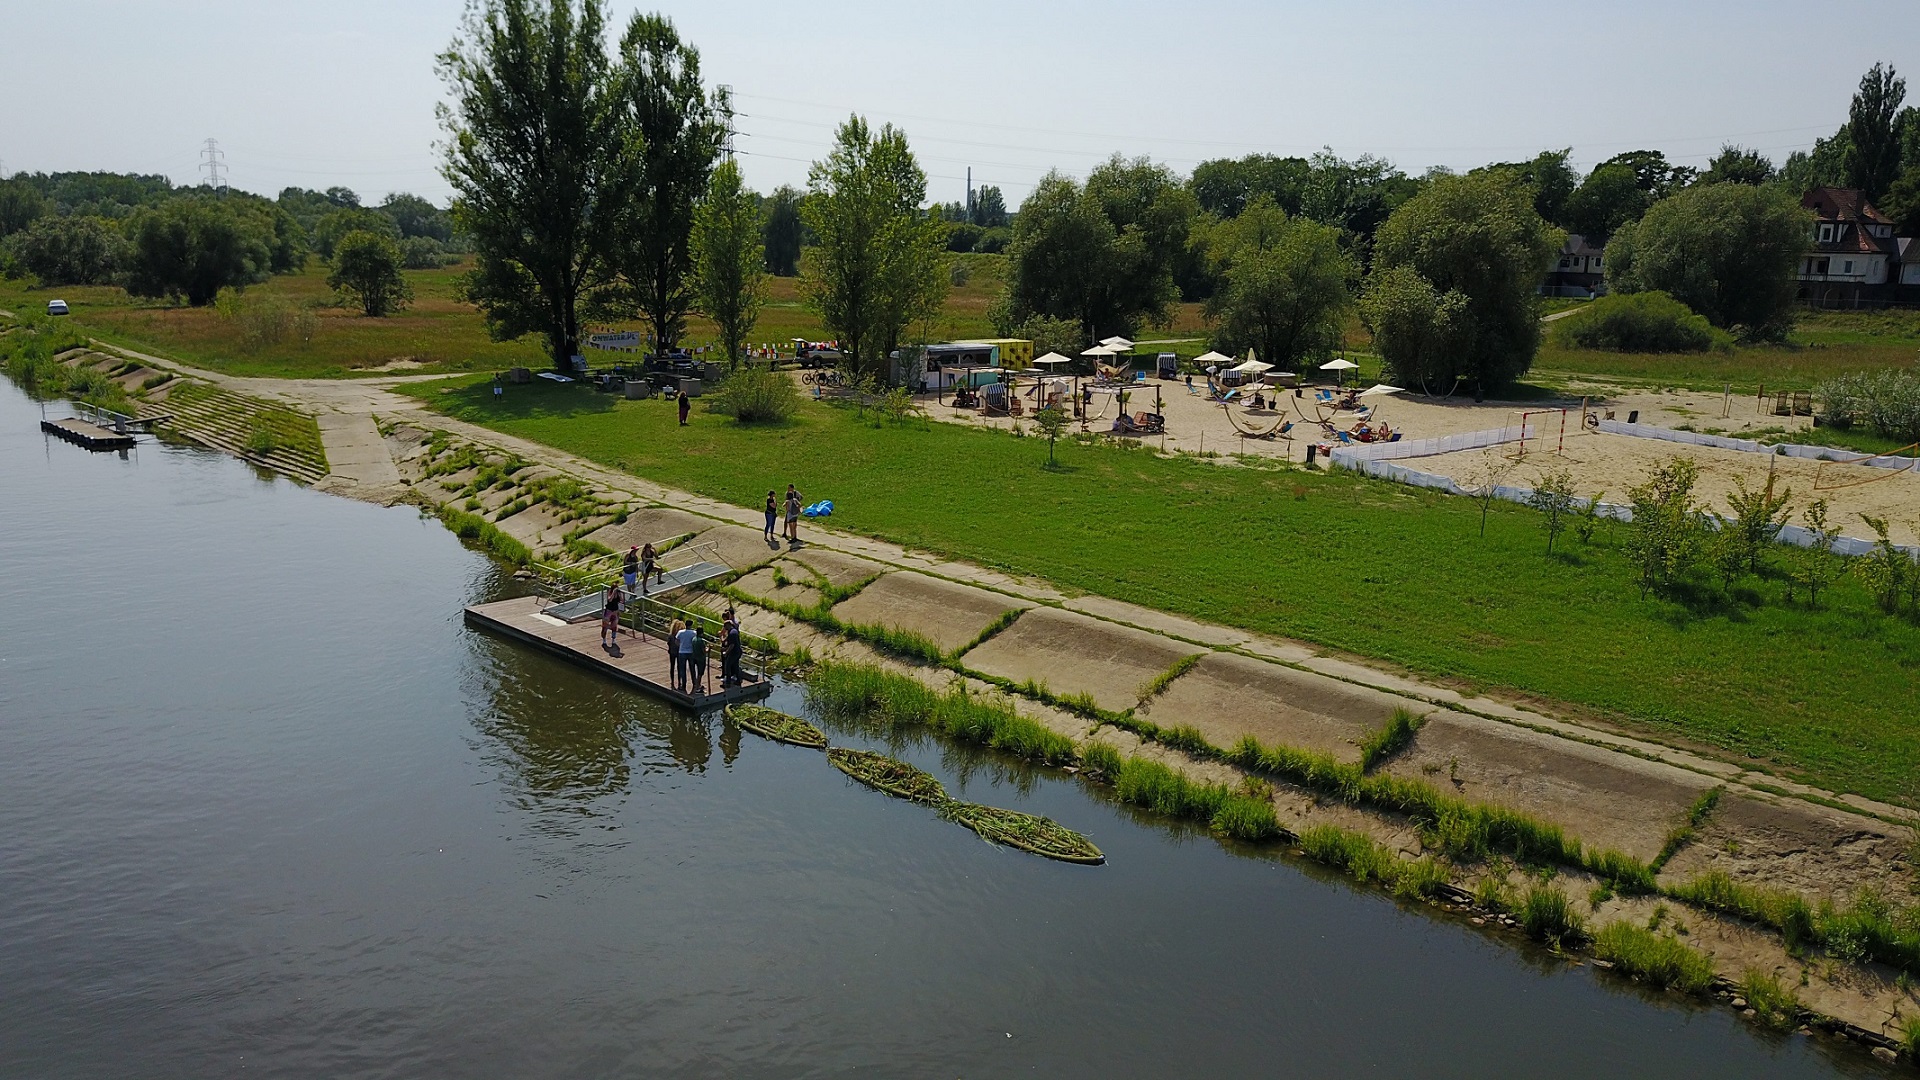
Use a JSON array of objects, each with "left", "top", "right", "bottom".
[
  {"left": 401, "top": 377, "right": 1920, "bottom": 807},
  {"left": 1528, "top": 308, "right": 1920, "bottom": 393}
]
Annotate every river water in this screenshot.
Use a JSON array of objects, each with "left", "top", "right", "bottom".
[{"left": 0, "top": 380, "right": 1896, "bottom": 1079}]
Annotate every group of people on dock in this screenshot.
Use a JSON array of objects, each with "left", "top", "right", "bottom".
[{"left": 599, "top": 568, "right": 745, "bottom": 698}]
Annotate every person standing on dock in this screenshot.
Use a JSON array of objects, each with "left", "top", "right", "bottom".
[
  {"left": 690, "top": 626, "right": 709, "bottom": 696},
  {"left": 640, "top": 541, "right": 660, "bottom": 593},
  {"left": 623, "top": 546, "right": 640, "bottom": 595},
  {"left": 763, "top": 491, "right": 777, "bottom": 544},
  {"left": 601, "top": 581, "right": 625, "bottom": 648},
  {"left": 784, "top": 484, "right": 802, "bottom": 545},
  {"left": 667, "top": 618, "right": 688, "bottom": 690},
  {"left": 722, "top": 610, "right": 742, "bottom": 687},
  {"left": 677, "top": 389, "right": 691, "bottom": 426}
]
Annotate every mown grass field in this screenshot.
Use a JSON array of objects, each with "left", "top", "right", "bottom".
[
  {"left": 403, "top": 377, "right": 1920, "bottom": 807},
  {"left": 1528, "top": 307, "right": 1920, "bottom": 392}
]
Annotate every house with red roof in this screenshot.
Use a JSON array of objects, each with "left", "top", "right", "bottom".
[{"left": 1796, "top": 186, "right": 1905, "bottom": 306}]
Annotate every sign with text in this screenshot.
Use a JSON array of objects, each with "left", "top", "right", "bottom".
[{"left": 587, "top": 331, "right": 641, "bottom": 350}]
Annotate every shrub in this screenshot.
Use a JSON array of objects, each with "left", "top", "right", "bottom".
[
  {"left": 1816, "top": 368, "right": 1920, "bottom": 444},
  {"left": 1554, "top": 291, "right": 1718, "bottom": 353},
  {"left": 1593, "top": 921, "right": 1716, "bottom": 993},
  {"left": 708, "top": 363, "right": 801, "bottom": 423},
  {"left": 1737, "top": 969, "right": 1801, "bottom": 1030},
  {"left": 1519, "top": 883, "right": 1588, "bottom": 947}
]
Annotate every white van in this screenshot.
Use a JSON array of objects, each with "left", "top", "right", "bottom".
[{"left": 47, "top": 299, "right": 69, "bottom": 316}]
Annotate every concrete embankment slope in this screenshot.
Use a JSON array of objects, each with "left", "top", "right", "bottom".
[{"left": 43, "top": 342, "right": 1920, "bottom": 1053}]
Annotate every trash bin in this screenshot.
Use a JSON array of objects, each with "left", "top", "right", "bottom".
[
  {"left": 678, "top": 377, "right": 702, "bottom": 398},
  {"left": 625, "top": 380, "right": 654, "bottom": 399}
]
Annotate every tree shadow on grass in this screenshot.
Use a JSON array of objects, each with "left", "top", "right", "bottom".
[{"left": 440, "top": 379, "right": 618, "bottom": 422}]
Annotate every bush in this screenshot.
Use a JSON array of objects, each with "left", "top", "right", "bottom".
[
  {"left": 707, "top": 363, "right": 801, "bottom": 423},
  {"left": 1816, "top": 368, "right": 1920, "bottom": 444},
  {"left": 3, "top": 214, "right": 127, "bottom": 285},
  {"left": 1593, "top": 921, "right": 1716, "bottom": 993},
  {"left": 400, "top": 236, "right": 450, "bottom": 269},
  {"left": 1519, "top": 883, "right": 1588, "bottom": 947},
  {"left": 1554, "top": 291, "right": 1718, "bottom": 353}
]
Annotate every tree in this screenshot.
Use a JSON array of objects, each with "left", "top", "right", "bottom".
[
  {"left": 1369, "top": 172, "right": 1560, "bottom": 390},
  {"left": 1204, "top": 194, "right": 1352, "bottom": 368},
  {"left": 1189, "top": 153, "right": 1310, "bottom": 218},
  {"left": 1699, "top": 144, "right": 1776, "bottom": 186},
  {"left": 313, "top": 206, "right": 400, "bottom": 260},
  {"left": 1624, "top": 458, "right": 1704, "bottom": 599},
  {"left": 438, "top": 0, "right": 635, "bottom": 371},
  {"left": 972, "top": 184, "right": 1008, "bottom": 228},
  {"left": 1722, "top": 474, "right": 1793, "bottom": 576},
  {"left": 1360, "top": 264, "right": 1468, "bottom": 392},
  {"left": 328, "top": 229, "right": 413, "bottom": 316},
  {"left": 1563, "top": 163, "right": 1648, "bottom": 242},
  {"left": 4, "top": 215, "right": 126, "bottom": 284},
  {"left": 1779, "top": 132, "right": 1851, "bottom": 195},
  {"left": 802, "top": 116, "right": 948, "bottom": 384},
  {"left": 1881, "top": 165, "right": 1920, "bottom": 237},
  {"left": 762, "top": 185, "right": 804, "bottom": 276},
  {"left": 0, "top": 178, "right": 48, "bottom": 238},
  {"left": 122, "top": 197, "right": 275, "bottom": 306},
  {"left": 1477, "top": 149, "right": 1578, "bottom": 226},
  {"left": 1003, "top": 156, "right": 1194, "bottom": 339},
  {"left": 1526, "top": 467, "right": 1577, "bottom": 554},
  {"left": 1605, "top": 183, "right": 1808, "bottom": 340},
  {"left": 1594, "top": 150, "right": 1695, "bottom": 198},
  {"left": 691, "top": 159, "right": 765, "bottom": 370},
  {"left": 610, "top": 12, "right": 725, "bottom": 353},
  {"left": 1845, "top": 62, "right": 1906, "bottom": 200},
  {"left": 1013, "top": 314, "right": 1081, "bottom": 359},
  {"left": 1032, "top": 406, "right": 1066, "bottom": 466},
  {"left": 379, "top": 193, "right": 454, "bottom": 240}
]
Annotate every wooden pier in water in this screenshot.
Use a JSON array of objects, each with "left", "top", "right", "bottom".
[
  {"left": 464, "top": 595, "right": 772, "bottom": 710},
  {"left": 41, "top": 417, "right": 136, "bottom": 450}
]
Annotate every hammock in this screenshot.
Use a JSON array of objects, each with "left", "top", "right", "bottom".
[{"left": 1208, "top": 376, "right": 1292, "bottom": 438}]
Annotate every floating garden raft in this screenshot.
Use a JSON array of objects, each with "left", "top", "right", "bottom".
[
  {"left": 940, "top": 801, "right": 1106, "bottom": 865},
  {"left": 826, "top": 748, "right": 948, "bottom": 804},
  {"left": 727, "top": 704, "right": 828, "bottom": 750}
]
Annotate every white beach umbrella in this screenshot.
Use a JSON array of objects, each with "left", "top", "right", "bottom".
[{"left": 1358, "top": 384, "right": 1404, "bottom": 397}]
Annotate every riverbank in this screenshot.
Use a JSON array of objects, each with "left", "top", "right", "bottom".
[{"left": 8, "top": 321, "right": 1918, "bottom": 1065}]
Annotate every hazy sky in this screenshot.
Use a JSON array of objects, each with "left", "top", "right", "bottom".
[{"left": 4, "top": 0, "right": 1913, "bottom": 208}]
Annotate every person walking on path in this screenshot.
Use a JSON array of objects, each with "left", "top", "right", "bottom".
[
  {"left": 784, "top": 483, "right": 802, "bottom": 545},
  {"left": 763, "top": 491, "right": 778, "bottom": 545},
  {"left": 677, "top": 389, "right": 691, "bottom": 426},
  {"left": 601, "top": 581, "right": 625, "bottom": 648},
  {"left": 690, "top": 625, "right": 709, "bottom": 696},
  {"left": 639, "top": 541, "right": 661, "bottom": 593}
]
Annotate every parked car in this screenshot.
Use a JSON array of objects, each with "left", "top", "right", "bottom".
[
  {"left": 789, "top": 338, "right": 843, "bottom": 369},
  {"left": 47, "top": 300, "right": 69, "bottom": 316}
]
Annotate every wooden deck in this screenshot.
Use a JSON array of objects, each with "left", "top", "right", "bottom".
[
  {"left": 463, "top": 595, "right": 771, "bottom": 709},
  {"left": 42, "top": 417, "right": 136, "bottom": 450}
]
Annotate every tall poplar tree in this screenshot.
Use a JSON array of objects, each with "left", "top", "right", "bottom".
[
  {"left": 438, "top": 0, "right": 634, "bottom": 371},
  {"left": 692, "top": 160, "right": 766, "bottom": 370},
  {"left": 611, "top": 13, "right": 725, "bottom": 354}
]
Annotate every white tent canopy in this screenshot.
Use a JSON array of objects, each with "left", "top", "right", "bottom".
[
  {"left": 1319, "top": 358, "right": 1360, "bottom": 371},
  {"left": 1358, "top": 383, "right": 1404, "bottom": 397},
  {"left": 1230, "top": 359, "right": 1274, "bottom": 375},
  {"left": 1100, "top": 336, "right": 1134, "bottom": 350},
  {"left": 1033, "top": 352, "right": 1073, "bottom": 366},
  {"left": 1081, "top": 345, "right": 1120, "bottom": 358}
]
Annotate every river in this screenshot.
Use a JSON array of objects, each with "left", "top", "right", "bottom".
[{"left": 0, "top": 380, "right": 1895, "bottom": 1079}]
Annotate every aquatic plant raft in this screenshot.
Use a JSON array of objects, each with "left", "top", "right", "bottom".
[
  {"left": 940, "top": 801, "right": 1105, "bottom": 865},
  {"left": 826, "top": 748, "right": 948, "bottom": 804},
  {"left": 727, "top": 704, "right": 828, "bottom": 750}
]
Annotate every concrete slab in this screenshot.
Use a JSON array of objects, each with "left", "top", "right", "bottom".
[
  {"left": 730, "top": 567, "right": 823, "bottom": 611},
  {"left": 786, "top": 548, "right": 889, "bottom": 589},
  {"left": 1140, "top": 652, "right": 1405, "bottom": 763},
  {"left": 828, "top": 571, "right": 1029, "bottom": 655},
  {"left": 1384, "top": 711, "right": 1716, "bottom": 863},
  {"left": 586, "top": 506, "right": 712, "bottom": 550},
  {"left": 1062, "top": 595, "right": 1254, "bottom": 648},
  {"left": 685, "top": 524, "right": 783, "bottom": 574},
  {"left": 1659, "top": 791, "right": 1917, "bottom": 902},
  {"left": 315, "top": 412, "right": 400, "bottom": 487},
  {"left": 491, "top": 502, "right": 567, "bottom": 548},
  {"left": 955, "top": 606, "right": 1197, "bottom": 714}
]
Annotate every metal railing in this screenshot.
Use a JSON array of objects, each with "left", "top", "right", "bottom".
[{"left": 612, "top": 593, "right": 776, "bottom": 690}]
